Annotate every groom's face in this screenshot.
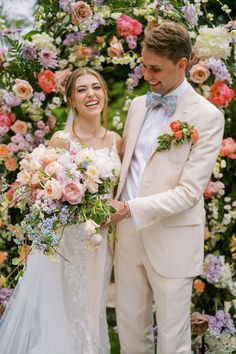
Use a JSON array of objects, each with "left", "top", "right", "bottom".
[{"left": 141, "top": 47, "right": 187, "bottom": 96}]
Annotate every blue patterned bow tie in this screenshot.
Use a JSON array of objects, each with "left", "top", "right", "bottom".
[{"left": 146, "top": 91, "right": 178, "bottom": 117}]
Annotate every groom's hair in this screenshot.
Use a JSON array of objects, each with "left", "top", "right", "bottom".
[{"left": 142, "top": 21, "right": 192, "bottom": 64}]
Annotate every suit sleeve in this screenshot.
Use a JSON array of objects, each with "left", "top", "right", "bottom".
[{"left": 128, "top": 108, "right": 225, "bottom": 231}]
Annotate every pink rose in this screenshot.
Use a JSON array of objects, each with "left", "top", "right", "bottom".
[
  {"left": 220, "top": 137, "right": 236, "bottom": 159},
  {"left": 117, "top": 15, "right": 142, "bottom": 38},
  {"left": 170, "top": 121, "right": 181, "bottom": 132},
  {"left": 12, "top": 79, "right": 33, "bottom": 100},
  {"left": 189, "top": 62, "right": 210, "bottom": 84},
  {"left": 47, "top": 115, "right": 57, "bottom": 130},
  {"left": 71, "top": 1, "right": 92, "bottom": 25},
  {"left": 62, "top": 180, "right": 85, "bottom": 205},
  {"left": 54, "top": 68, "right": 72, "bottom": 94},
  {"left": 107, "top": 36, "right": 124, "bottom": 58},
  {"left": 0, "top": 112, "right": 15, "bottom": 128}
]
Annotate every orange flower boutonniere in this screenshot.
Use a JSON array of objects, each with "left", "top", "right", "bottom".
[{"left": 156, "top": 120, "right": 199, "bottom": 152}]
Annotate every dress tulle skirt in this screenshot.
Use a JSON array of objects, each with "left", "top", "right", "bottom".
[{"left": 0, "top": 225, "right": 112, "bottom": 354}]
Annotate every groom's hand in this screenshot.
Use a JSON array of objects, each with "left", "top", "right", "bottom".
[{"left": 109, "top": 200, "right": 131, "bottom": 224}]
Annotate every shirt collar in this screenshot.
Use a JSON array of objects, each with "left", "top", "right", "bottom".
[{"left": 164, "top": 78, "right": 189, "bottom": 102}]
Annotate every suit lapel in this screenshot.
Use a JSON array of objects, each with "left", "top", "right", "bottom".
[{"left": 116, "top": 96, "right": 148, "bottom": 198}]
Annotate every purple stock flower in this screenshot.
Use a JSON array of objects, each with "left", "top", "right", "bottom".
[
  {"left": 206, "top": 57, "right": 232, "bottom": 84},
  {"left": 203, "top": 255, "right": 221, "bottom": 284},
  {"left": 3, "top": 92, "right": 22, "bottom": 107},
  {"left": 39, "top": 49, "right": 57, "bottom": 69},
  {"left": 21, "top": 45, "right": 37, "bottom": 61},
  {"left": 182, "top": 4, "right": 199, "bottom": 27},
  {"left": 208, "top": 310, "right": 236, "bottom": 338}
]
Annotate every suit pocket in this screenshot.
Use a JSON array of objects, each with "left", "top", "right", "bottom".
[{"left": 163, "top": 212, "right": 202, "bottom": 227}]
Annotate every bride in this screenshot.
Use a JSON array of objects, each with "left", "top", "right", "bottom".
[{"left": 0, "top": 67, "right": 122, "bottom": 354}]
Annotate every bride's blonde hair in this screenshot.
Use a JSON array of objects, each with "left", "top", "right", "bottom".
[{"left": 65, "top": 67, "right": 108, "bottom": 129}]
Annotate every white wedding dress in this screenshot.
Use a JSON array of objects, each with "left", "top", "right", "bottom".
[{"left": 0, "top": 143, "right": 121, "bottom": 354}]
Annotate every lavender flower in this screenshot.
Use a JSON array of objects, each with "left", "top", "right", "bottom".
[
  {"left": 202, "top": 254, "right": 221, "bottom": 284},
  {"left": 3, "top": 92, "right": 22, "bottom": 107},
  {"left": 59, "top": 0, "right": 73, "bottom": 14},
  {"left": 33, "top": 92, "right": 46, "bottom": 104},
  {"left": 39, "top": 49, "right": 58, "bottom": 69},
  {"left": 206, "top": 57, "right": 232, "bottom": 84},
  {"left": 182, "top": 4, "right": 198, "bottom": 27},
  {"left": 21, "top": 45, "right": 37, "bottom": 61},
  {"left": 88, "top": 13, "right": 106, "bottom": 33},
  {"left": 0, "top": 288, "right": 14, "bottom": 304},
  {"left": 208, "top": 310, "right": 236, "bottom": 338},
  {"left": 126, "top": 64, "right": 144, "bottom": 91},
  {"left": 63, "top": 32, "right": 84, "bottom": 47}
]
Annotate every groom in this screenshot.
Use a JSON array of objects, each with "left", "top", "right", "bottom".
[{"left": 110, "top": 21, "right": 224, "bottom": 354}]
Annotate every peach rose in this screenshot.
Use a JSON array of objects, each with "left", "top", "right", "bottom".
[
  {"left": 170, "top": 121, "right": 181, "bottom": 132},
  {"left": 0, "top": 144, "right": 9, "bottom": 158},
  {"left": 191, "top": 128, "right": 199, "bottom": 143},
  {"left": 107, "top": 36, "right": 124, "bottom": 58},
  {"left": 71, "top": 1, "right": 92, "bottom": 25},
  {"left": 189, "top": 62, "right": 210, "bottom": 84},
  {"left": 10, "top": 119, "right": 28, "bottom": 135},
  {"left": 12, "top": 79, "right": 33, "bottom": 100},
  {"left": 0, "top": 251, "right": 8, "bottom": 264},
  {"left": 44, "top": 178, "right": 63, "bottom": 200},
  {"left": 62, "top": 180, "right": 85, "bottom": 205},
  {"left": 96, "top": 36, "right": 105, "bottom": 45},
  {"left": 5, "top": 157, "right": 19, "bottom": 171},
  {"left": 54, "top": 68, "right": 72, "bottom": 95},
  {"left": 173, "top": 130, "right": 183, "bottom": 140},
  {"left": 78, "top": 46, "right": 92, "bottom": 59}
]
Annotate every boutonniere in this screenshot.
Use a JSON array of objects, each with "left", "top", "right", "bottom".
[{"left": 156, "top": 120, "right": 199, "bottom": 152}]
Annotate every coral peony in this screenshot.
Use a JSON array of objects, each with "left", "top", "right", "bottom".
[
  {"left": 38, "top": 70, "right": 55, "bottom": 93},
  {"left": 208, "top": 80, "right": 235, "bottom": 107},
  {"left": 220, "top": 137, "right": 236, "bottom": 159}
]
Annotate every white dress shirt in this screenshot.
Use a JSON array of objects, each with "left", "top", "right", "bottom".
[{"left": 121, "top": 79, "right": 189, "bottom": 202}]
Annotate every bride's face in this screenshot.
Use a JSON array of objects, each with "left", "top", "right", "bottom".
[{"left": 72, "top": 74, "right": 105, "bottom": 120}]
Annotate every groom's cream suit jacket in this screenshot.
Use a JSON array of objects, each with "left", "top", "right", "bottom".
[{"left": 115, "top": 85, "right": 224, "bottom": 278}]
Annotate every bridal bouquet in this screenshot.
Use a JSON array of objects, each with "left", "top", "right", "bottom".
[{"left": 5, "top": 136, "right": 119, "bottom": 256}]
